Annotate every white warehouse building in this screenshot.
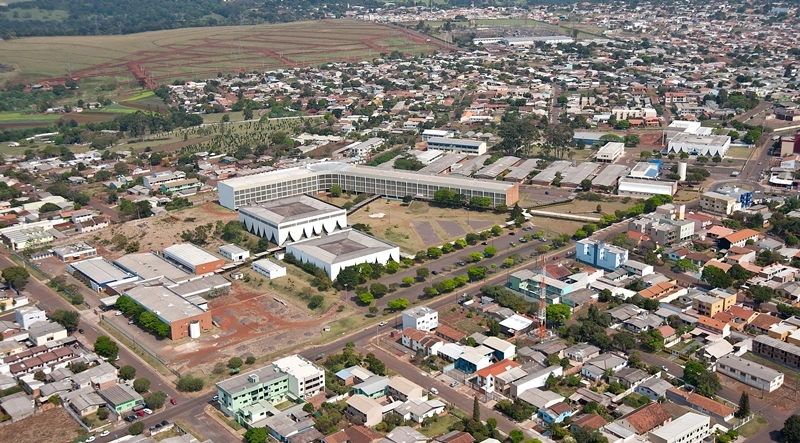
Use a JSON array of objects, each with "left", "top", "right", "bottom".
[
  {"left": 667, "top": 133, "right": 731, "bottom": 157},
  {"left": 426, "top": 137, "right": 487, "bottom": 155},
  {"left": 617, "top": 178, "right": 677, "bottom": 198},
  {"left": 238, "top": 195, "right": 347, "bottom": 246},
  {"left": 252, "top": 258, "right": 287, "bottom": 279},
  {"left": 285, "top": 229, "right": 400, "bottom": 280}
]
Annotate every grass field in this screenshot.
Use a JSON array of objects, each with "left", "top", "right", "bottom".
[
  {"left": 726, "top": 146, "right": 754, "bottom": 159},
  {"left": 0, "top": 20, "right": 442, "bottom": 86}
]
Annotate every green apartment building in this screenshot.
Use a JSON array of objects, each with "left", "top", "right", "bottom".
[{"left": 217, "top": 365, "right": 290, "bottom": 424}]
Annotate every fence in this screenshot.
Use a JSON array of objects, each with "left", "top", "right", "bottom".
[
  {"left": 13, "top": 252, "right": 89, "bottom": 309},
  {"left": 100, "top": 317, "right": 181, "bottom": 378}
]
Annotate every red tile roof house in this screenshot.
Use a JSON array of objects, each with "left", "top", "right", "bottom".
[
  {"left": 616, "top": 402, "right": 673, "bottom": 435},
  {"left": 666, "top": 388, "right": 735, "bottom": 424}
]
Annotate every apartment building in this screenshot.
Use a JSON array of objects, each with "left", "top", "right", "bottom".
[
  {"left": 216, "top": 365, "right": 290, "bottom": 420},
  {"left": 576, "top": 239, "right": 629, "bottom": 272},
  {"left": 628, "top": 215, "right": 695, "bottom": 245},
  {"left": 272, "top": 355, "right": 326, "bottom": 398},
  {"left": 699, "top": 191, "right": 741, "bottom": 216},
  {"left": 648, "top": 412, "right": 710, "bottom": 443},
  {"left": 402, "top": 306, "right": 439, "bottom": 332},
  {"left": 692, "top": 289, "right": 737, "bottom": 317}
]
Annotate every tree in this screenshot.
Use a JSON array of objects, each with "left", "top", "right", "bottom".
[
  {"left": 330, "top": 184, "right": 342, "bottom": 197},
  {"left": 695, "top": 371, "right": 722, "bottom": 398},
  {"left": 749, "top": 285, "right": 774, "bottom": 307},
  {"left": 336, "top": 266, "right": 361, "bottom": 289},
  {"left": 358, "top": 292, "right": 374, "bottom": 305},
  {"left": 119, "top": 365, "right": 136, "bottom": 380},
  {"left": 612, "top": 332, "right": 637, "bottom": 352},
  {"left": 387, "top": 298, "right": 409, "bottom": 311},
  {"left": 472, "top": 395, "right": 480, "bottom": 422},
  {"left": 96, "top": 407, "right": 108, "bottom": 420},
  {"left": 2, "top": 266, "right": 29, "bottom": 290},
  {"left": 416, "top": 268, "right": 430, "bottom": 280},
  {"left": 427, "top": 247, "right": 442, "bottom": 259},
  {"left": 467, "top": 266, "right": 486, "bottom": 281},
  {"left": 144, "top": 391, "right": 167, "bottom": 409},
  {"left": 683, "top": 361, "right": 706, "bottom": 387},
  {"left": 483, "top": 246, "right": 498, "bottom": 257},
  {"left": 246, "top": 356, "right": 256, "bottom": 365},
  {"left": 34, "top": 370, "right": 46, "bottom": 381},
  {"left": 783, "top": 415, "right": 800, "bottom": 443},
  {"left": 491, "top": 225, "right": 503, "bottom": 236},
  {"left": 228, "top": 357, "right": 243, "bottom": 369},
  {"left": 49, "top": 310, "right": 80, "bottom": 333},
  {"left": 133, "top": 378, "right": 151, "bottom": 394},
  {"left": 176, "top": 375, "right": 204, "bottom": 392},
  {"left": 401, "top": 277, "right": 414, "bottom": 286},
  {"left": 509, "top": 430, "right": 525, "bottom": 443},
  {"left": 370, "top": 283, "right": 388, "bottom": 298},
  {"left": 128, "top": 422, "right": 145, "bottom": 435},
  {"left": 675, "top": 258, "right": 695, "bottom": 272},
  {"left": 546, "top": 304, "right": 571, "bottom": 325},
  {"left": 701, "top": 266, "right": 733, "bottom": 289},
  {"left": 736, "top": 392, "right": 750, "bottom": 418},
  {"left": 94, "top": 336, "right": 119, "bottom": 361}
]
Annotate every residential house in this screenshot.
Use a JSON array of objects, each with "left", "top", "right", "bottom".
[
  {"left": 616, "top": 402, "right": 673, "bottom": 436},
  {"left": 401, "top": 307, "right": 439, "bottom": 332},
  {"left": 635, "top": 377, "right": 674, "bottom": 401},
  {"left": 609, "top": 367, "right": 649, "bottom": 389},
  {"left": 692, "top": 290, "right": 737, "bottom": 317},
  {"left": 750, "top": 314, "right": 782, "bottom": 335},
  {"left": 718, "top": 229, "right": 760, "bottom": 250},
  {"left": 516, "top": 388, "right": 564, "bottom": 412},
  {"left": 350, "top": 376, "right": 388, "bottom": 399},
  {"left": 475, "top": 360, "right": 521, "bottom": 394},
  {"left": 582, "top": 354, "right": 627, "bottom": 380},
  {"left": 665, "top": 388, "right": 735, "bottom": 424},
  {"left": 455, "top": 347, "right": 494, "bottom": 374},
  {"left": 696, "top": 316, "right": 731, "bottom": 338},
  {"left": 386, "top": 377, "right": 425, "bottom": 402},
  {"left": 481, "top": 337, "right": 516, "bottom": 361},
  {"left": 570, "top": 414, "right": 608, "bottom": 433},
  {"left": 385, "top": 427, "right": 428, "bottom": 443},
  {"left": 392, "top": 398, "right": 446, "bottom": 424},
  {"left": 98, "top": 384, "right": 144, "bottom": 415},
  {"left": 28, "top": 321, "right": 67, "bottom": 346},
  {"left": 0, "top": 393, "right": 34, "bottom": 423},
  {"left": 335, "top": 366, "right": 375, "bottom": 386},
  {"left": 62, "top": 386, "right": 107, "bottom": 417},
  {"left": 538, "top": 402, "right": 573, "bottom": 424},
  {"left": 563, "top": 343, "right": 601, "bottom": 363},
  {"left": 510, "top": 366, "right": 563, "bottom": 398},
  {"left": 346, "top": 394, "right": 383, "bottom": 426},
  {"left": 434, "top": 431, "right": 475, "bottom": 443}
]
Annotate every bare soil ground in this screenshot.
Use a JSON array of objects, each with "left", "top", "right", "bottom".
[
  {"left": 170, "top": 280, "right": 341, "bottom": 371},
  {"left": 439, "top": 307, "right": 486, "bottom": 336},
  {"left": 0, "top": 408, "right": 85, "bottom": 443}
]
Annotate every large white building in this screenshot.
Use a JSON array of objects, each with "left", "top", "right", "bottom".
[
  {"left": 285, "top": 229, "right": 400, "bottom": 280},
  {"left": 617, "top": 178, "right": 677, "bottom": 198},
  {"left": 596, "top": 142, "right": 624, "bottom": 162},
  {"left": 271, "top": 355, "right": 325, "bottom": 398},
  {"left": 252, "top": 259, "right": 287, "bottom": 279},
  {"left": 426, "top": 137, "right": 487, "bottom": 155},
  {"left": 239, "top": 195, "right": 347, "bottom": 246},
  {"left": 402, "top": 306, "right": 439, "bottom": 332},
  {"left": 217, "top": 163, "right": 519, "bottom": 210},
  {"left": 649, "top": 412, "right": 709, "bottom": 443},
  {"left": 715, "top": 354, "right": 784, "bottom": 393},
  {"left": 667, "top": 133, "right": 731, "bottom": 157}
]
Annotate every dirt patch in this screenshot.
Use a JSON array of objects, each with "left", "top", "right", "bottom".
[
  {"left": 638, "top": 131, "right": 664, "bottom": 148},
  {"left": 169, "top": 281, "right": 340, "bottom": 371},
  {"left": 468, "top": 220, "right": 494, "bottom": 230},
  {"left": 437, "top": 220, "right": 465, "bottom": 237},
  {"left": 412, "top": 221, "right": 441, "bottom": 247},
  {"left": 0, "top": 408, "right": 85, "bottom": 443}
]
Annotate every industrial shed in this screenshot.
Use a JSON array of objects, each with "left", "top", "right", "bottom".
[{"left": 162, "top": 243, "right": 224, "bottom": 275}]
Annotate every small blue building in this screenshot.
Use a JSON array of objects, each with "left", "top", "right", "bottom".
[
  {"left": 539, "top": 402, "right": 573, "bottom": 424},
  {"left": 714, "top": 185, "right": 753, "bottom": 208}
]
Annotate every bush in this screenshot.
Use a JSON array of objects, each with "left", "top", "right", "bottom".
[
  {"left": 228, "top": 357, "right": 243, "bottom": 369},
  {"left": 133, "top": 378, "right": 151, "bottom": 394},
  {"left": 128, "top": 422, "right": 145, "bottom": 435},
  {"left": 176, "top": 375, "right": 204, "bottom": 392},
  {"left": 119, "top": 365, "right": 136, "bottom": 380},
  {"left": 145, "top": 391, "right": 167, "bottom": 409},
  {"left": 245, "top": 356, "right": 256, "bottom": 365},
  {"left": 97, "top": 408, "right": 109, "bottom": 420}
]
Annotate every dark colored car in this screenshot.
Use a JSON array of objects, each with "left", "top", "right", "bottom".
[
  {"left": 431, "top": 270, "right": 438, "bottom": 275},
  {"left": 125, "top": 415, "right": 137, "bottom": 422},
  {"left": 161, "top": 420, "right": 170, "bottom": 426},
  {"left": 78, "top": 329, "right": 85, "bottom": 334}
]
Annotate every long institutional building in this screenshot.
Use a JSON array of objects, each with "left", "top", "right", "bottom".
[{"left": 218, "top": 162, "right": 519, "bottom": 210}]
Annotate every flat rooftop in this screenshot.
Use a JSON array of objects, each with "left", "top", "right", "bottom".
[
  {"left": 217, "top": 364, "right": 286, "bottom": 394},
  {"left": 239, "top": 195, "right": 345, "bottom": 226},
  {"left": 69, "top": 257, "right": 133, "bottom": 284},
  {"left": 162, "top": 243, "right": 222, "bottom": 267},
  {"left": 287, "top": 229, "right": 397, "bottom": 265},
  {"left": 52, "top": 242, "right": 96, "bottom": 255},
  {"left": 592, "top": 164, "right": 630, "bottom": 187},
  {"left": 670, "top": 132, "right": 730, "bottom": 146},
  {"left": 124, "top": 285, "right": 206, "bottom": 323},
  {"left": 114, "top": 252, "right": 190, "bottom": 281}
]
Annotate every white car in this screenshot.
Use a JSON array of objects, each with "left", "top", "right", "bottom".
[
  {"left": 86, "top": 437, "right": 96, "bottom": 443},
  {"left": 100, "top": 431, "right": 110, "bottom": 437},
  {"left": 143, "top": 408, "right": 153, "bottom": 415},
  {"left": 430, "top": 387, "right": 438, "bottom": 395},
  {"left": 115, "top": 311, "right": 123, "bottom": 316}
]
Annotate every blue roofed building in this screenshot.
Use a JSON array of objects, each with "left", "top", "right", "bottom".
[{"left": 575, "top": 238, "right": 629, "bottom": 272}]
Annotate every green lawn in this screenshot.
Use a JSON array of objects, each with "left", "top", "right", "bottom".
[
  {"left": 0, "top": 111, "right": 61, "bottom": 123},
  {"left": 726, "top": 146, "right": 753, "bottom": 159},
  {"left": 737, "top": 414, "right": 768, "bottom": 438},
  {"left": 420, "top": 414, "right": 459, "bottom": 438}
]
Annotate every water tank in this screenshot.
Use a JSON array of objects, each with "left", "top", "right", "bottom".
[
  {"left": 677, "top": 162, "right": 687, "bottom": 181},
  {"left": 189, "top": 320, "right": 201, "bottom": 339}
]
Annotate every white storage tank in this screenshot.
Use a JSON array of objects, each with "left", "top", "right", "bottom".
[
  {"left": 677, "top": 162, "right": 687, "bottom": 181},
  {"left": 189, "top": 320, "right": 201, "bottom": 339}
]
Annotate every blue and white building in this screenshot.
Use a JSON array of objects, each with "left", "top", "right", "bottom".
[
  {"left": 576, "top": 239, "right": 629, "bottom": 272},
  {"left": 426, "top": 137, "right": 487, "bottom": 155},
  {"left": 713, "top": 186, "right": 754, "bottom": 209}
]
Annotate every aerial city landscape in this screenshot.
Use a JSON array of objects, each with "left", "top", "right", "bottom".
[{"left": 0, "top": 0, "right": 800, "bottom": 442}]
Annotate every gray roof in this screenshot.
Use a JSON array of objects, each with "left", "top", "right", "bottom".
[
  {"left": 124, "top": 285, "right": 206, "bottom": 323},
  {"left": 69, "top": 257, "right": 133, "bottom": 284},
  {"left": 219, "top": 244, "right": 249, "bottom": 255},
  {"left": 474, "top": 156, "right": 520, "bottom": 178},
  {"left": 163, "top": 243, "right": 221, "bottom": 268},
  {"left": 504, "top": 159, "right": 539, "bottom": 181},
  {"left": 28, "top": 321, "right": 66, "bottom": 338},
  {"left": 0, "top": 395, "right": 33, "bottom": 418},
  {"left": 286, "top": 229, "right": 398, "bottom": 265},
  {"left": 98, "top": 384, "right": 143, "bottom": 407},
  {"left": 427, "top": 137, "right": 484, "bottom": 148},
  {"left": 637, "top": 377, "right": 674, "bottom": 396},
  {"left": 517, "top": 388, "right": 564, "bottom": 409},
  {"left": 717, "top": 354, "right": 783, "bottom": 381},
  {"left": 450, "top": 154, "right": 491, "bottom": 176},
  {"left": 239, "top": 195, "right": 345, "bottom": 226},
  {"left": 592, "top": 164, "right": 630, "bottom": 187},
  {"left": 754, "top": 334, "right": 800, "bottom": 356},
  {"left": 352, "top": 376, "right": 388, "bottom": 396},
  {"left": 217, "top": 364, "right": 286, "bottom": 395},
  {"left": 386, "top": 426, "right": 428, "bottom": 443},
  {"left": 114, "top": 252, "right": 190, "bottom": 281}
]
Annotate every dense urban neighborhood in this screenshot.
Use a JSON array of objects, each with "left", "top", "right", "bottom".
[{"left": 1, "top": 1, "right": 800, "bottom": 443}]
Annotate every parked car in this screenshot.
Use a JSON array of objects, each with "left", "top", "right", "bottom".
[
  {"left": 552, "top": 256, "right": 559, "bottom": 261},
  {"left": 100, "top": 431, "right": 110, "bottom": 437},
  {"left": 431, "top": 270, "right": 438, "bottom": 275},
  {"left": 125, "top": 415, "right": 137, "bottom": 422},
  {"left": 379, "top": 321, "right": 387, "bottom": 327},
  {"left": 161, "top": 420, "right": 170, "bottom": 426},
  {"left": 115, "top": 311, "right": 123, "bottom": 316},
  {"left": 481, "top": 242, "right": 487, "bottom": 245},
  {"left": 128, "top": 320, "right": 135, "bottom": 325},
  {"left": 519, "top": 237, "right": 527, "bottom": 243},
  {"left": 509, "top": 242, "right": 516, "bottom": 246},
  {"left": 430, "top": 388, "right": 438, "bottom": 395},
  {"left": 456, "top": 261, "right": 466, "bottom": 266},
  {"left": 135, "top": 410, "right": 146, "bottom": 417},
  {"left": 449, "top": 381, "right": 459, "bottom": 387},
  {"left": 211, "top": 395, "right": 219, "bottom": 402},
  {"left": 143, "top": 408, "right": 153, "bottom": 415},
  {"left": 170, "top": 398, "right": 177, "bottom": 405},
  {"left": 78, "top": 329, "right": 84, "bottom": 334},
  {"left": 85, "top": 436, "right": 96, "bottom": 442}
]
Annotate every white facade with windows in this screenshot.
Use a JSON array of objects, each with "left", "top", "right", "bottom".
[
  {"left": 596, "top": 142, "right": 624, "bottom": 162},
  {"left": 402, "top": 306, "right": 439, "bottom": 332},
  {"left": 715, "top": 354, "right": 784, "bottom": 392},
  {"left": 252, "top": 259, "right": 287, "bottom": 279},
  {"left": 218, "top": 244, "right": 250, "bottom": 262},
  {"left": 649, "top": 412, "right": 709, "bottom": 443},
  {"left": 426, "top": 137, "right": 487, "bottom": 155},
  {"left": 272, "top": 355, "right": 325, "bottom": 398},
  {"left": 667, "top": 133, "right": 731, "bottom": 157}
]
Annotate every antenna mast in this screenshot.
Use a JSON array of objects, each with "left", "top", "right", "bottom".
[{"left": 538, "top": 254, "right": 547, "bottom": 340}]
